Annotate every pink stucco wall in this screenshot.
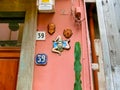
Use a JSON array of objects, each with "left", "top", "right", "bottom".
[
  {"left": 0, "top": 24, "right": 18, "bottom": 40},
  {"left": 33, "top": 0, "right": 92, "bottom": 90}
]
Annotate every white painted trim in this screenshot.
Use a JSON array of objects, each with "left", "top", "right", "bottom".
[{"left": 85, "top": 0, "right": 96, "bottom": 3}]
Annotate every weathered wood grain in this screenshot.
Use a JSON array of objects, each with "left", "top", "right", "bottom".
[
  {"left": 106, "top": 0, "right": 120, "bottom": 89},
  {"left": 0, "top": 47, "right": 20, "bottom": 90},
  {"left": 16, "top": 4, "right": 37, "bottom": 90},
  {"left": 96, "top": 0, "right": 114, "bottom": 90},
  {"left": 96, "top": 0, "right": 120, "bottom": 89},
  {"left": 0, "top": 47, "right": 20, "bottom": 58},
  {"left": 95, "top": 39, "right": 106, "bottom": 90}
]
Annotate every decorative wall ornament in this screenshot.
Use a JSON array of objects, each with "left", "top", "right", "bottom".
[
  {"left": 74, "top": 7, "right": 81, "bottom": 23},
  {"left": 9, "top": 22, "right": 19, "bottom": 31},
  {"left": 52, "top": 35, "right": 70, "bottom": 55},
  {"left": 71, "top": 6, "right": 85, "bottom": 25},
  {"left": 63, "top": 28, "right": 73, "bottom": 39},
  {"left": 74, "top": 42, "right": 82, "bottom": 90},
  {"left": 35, "top": 53, "right": 48, "bottom": 65},
  {"left": 47, "top": 23, "right": 56, "bottom": 35}
]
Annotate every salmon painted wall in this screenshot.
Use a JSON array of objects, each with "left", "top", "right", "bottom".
[
  {"left": 0, "top": 24, "right": 18, "bottom": 40},
  {"left": 33, "top": 0, "right": 92, "bottom": 90}
]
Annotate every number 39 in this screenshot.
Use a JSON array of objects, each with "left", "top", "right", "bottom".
[
  {"left": 35, "top": 54, "right": 47, "bottom": 65},
  {"left": 38, "top": 32, "right": 44, "bottom": 39},
  {"left": 37, "top": 54, "right": 46, "bottom": 63},
  {"left": 36, "top": 31, "right": 46, "bottom": 40}
]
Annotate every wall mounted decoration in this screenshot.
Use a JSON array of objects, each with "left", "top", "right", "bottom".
[
  {"left": 74, "top": 42, "right": 82, "bottom": 90},
  {"left": 9, "top": 22, "right": 19, "bottom": 31},
  {"left": 74, "top": 7, "right": 81, "bottom": 23},
  {"left": 35, "top": 53, "right": 47, "bottom": 65},
  {"left": 63, "top": 28, "right": 73, "bottom": 39},
  {"left": 52, "top": 35, "right": 70, "bottom": 55},
  {"left": 47, "top": 23, "right": 56, "bottom": 35},
  {"left": 71, "top": 6, "right": 82, "bottom": 24}
]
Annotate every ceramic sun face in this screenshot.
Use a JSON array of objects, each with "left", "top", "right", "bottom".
[
  {"left": 47, "top": 23, "right": 56, "bottom": 35},
  {"left": 63, "top": 28, "right": 73, "bottom": 39}
]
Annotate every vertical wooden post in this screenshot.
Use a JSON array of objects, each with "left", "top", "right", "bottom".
[
  {"left": 88, "top": 3, "right": 99, "bottom": 90},
  {"left": 16, "top": 3, "right": 37, "bottom": 90},
  {"left": 18, "top": 24, "right": 24, "bottom": 43},
  {"left": 96, "top": 0, "right": 120, "bottom": 89}
]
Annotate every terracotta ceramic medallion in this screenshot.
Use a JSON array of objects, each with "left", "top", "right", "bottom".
[
  {"left": 47, "top": 23, "right": 56, "bottom": 35},
  {"left": 63, "top": 28, "right": 73, "bottom": 38}
]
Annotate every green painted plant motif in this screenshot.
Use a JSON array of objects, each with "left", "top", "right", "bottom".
[{"left": 74, "top": 42, "right": 82, "bottom": 90}]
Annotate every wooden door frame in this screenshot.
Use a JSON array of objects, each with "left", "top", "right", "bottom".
[
  {"left": 96, "top": 0, "right": 120, "bottom": 89},
  {"left": 0, "top": 1, "right": 37, "bottom": 90},
  {"left": 16, "top": 7, "right": 37, "bottom": 90},
  {"left": 16, "top": 6, "right": 37, "bottom": 90},
  {"left": 0, "top": 47, "right": 20, "bottom": 58}
]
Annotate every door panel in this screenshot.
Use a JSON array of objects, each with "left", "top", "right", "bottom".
[
  {"left": 0, "top": 59, "right": 19, "bottom": 90},
  {"left": 0, "top": 47, "right": 20, "bottom": 90}
]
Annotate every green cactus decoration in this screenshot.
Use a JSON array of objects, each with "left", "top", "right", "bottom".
[{"left": 74, "top": 42, "right": 82, "bottom": 90}]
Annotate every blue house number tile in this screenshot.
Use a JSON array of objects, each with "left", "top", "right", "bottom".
[{"left": 35, "top": 54, "right": 47, "bottom": 65}]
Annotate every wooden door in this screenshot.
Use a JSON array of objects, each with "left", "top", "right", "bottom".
[{"left": 0, "top": 47, "right": 20, "bottom": 90}]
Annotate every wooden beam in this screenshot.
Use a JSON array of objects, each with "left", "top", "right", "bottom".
[
  {"left": 18, "top": 24, "right": 24, "bottom": 43},
  {"left": 0, "top": 12, "right": 25, "bottom": 18},
  {"left": 0, "top": 1, "right": 36, "bottom": 11},
  {"left": 0, "top": 47, "right": 20, "bottom": 58},
  {"left": 0, "top": 12, "right": 25, "bottom": 23},
  {"left": 111, "top": 0, "right": 120, "bottom": 89},
  {"left": 0, "top": 3, "right": 25, "bottom": 11},
  {"left": 96, "top": 0, "right": 120, "bottom": 89},
  {"left": 103, "top": 0, "right": 120, "bottom": 89},
  {"left": 96, "top": 0, "right": 114, "bottom": 90},
  {"left": 16, "top": 3, "right": 37, "bottom": 90},
  {"left": 88, "top": 4, "right": 99, "bottom": 90},
  {"left": 94, "top": 39, "right": 106, "bottom": 90}
]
